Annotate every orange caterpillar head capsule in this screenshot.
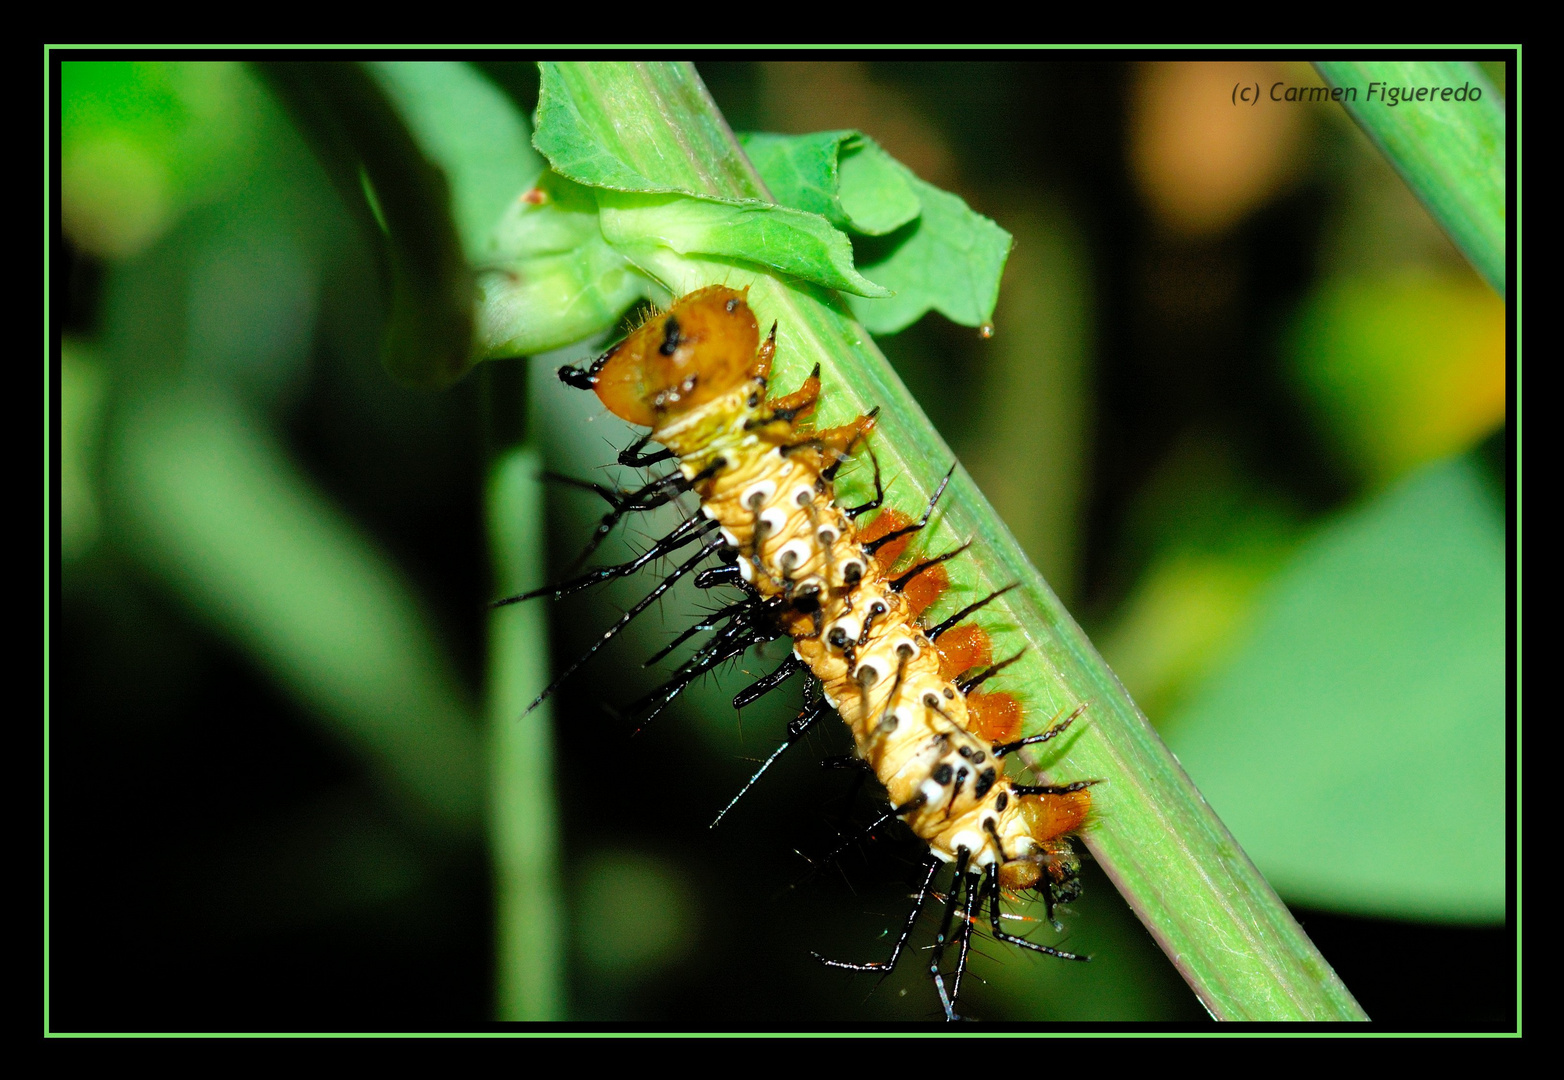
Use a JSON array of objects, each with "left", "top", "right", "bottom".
[{"left": 559, "top": 285, "right": 760, "bottom": 428}]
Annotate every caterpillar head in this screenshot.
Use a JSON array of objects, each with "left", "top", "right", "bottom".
[{"left": 560, "top": 285, "right": 760, "bottom": 427}]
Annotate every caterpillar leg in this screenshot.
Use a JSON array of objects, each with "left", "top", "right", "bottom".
[
  {"left": 624, "top": 595, "right": 786, "bottom": 731},
  {"left": 749, "top": 320, "right": 778, "bottom": 382},
  {"left": 812, "top": 855, "right": 941, "bottom": 974},
  {"left": 818, "top": 755, "right": 872, "bottom": 770},
  {"left": 928, "top": 847, "right": 973, "bottom": 1022},
  {"left": 522, "top": 532, "right": 727, "bottom": 714},
  {"left": 950, "top": 865, "right": 981, "bottom": 1010},
  {"left": 839, "top": 440, "right": 884, "bottom": 515},
  {"left": 494, "top": 513, "right": 717, "bottom": 607},
  {"left": 888, "top": 541, "right": 972, "bottom": 593},
  {"left": 711, "top": 695, "right": 832, "bottom": 827},
  {"left": 543, "top": 469, "right": 690, "bottom": 569},
  {"left": 644, "top": 593, "right": 757, "bottom": 667},
  {"left": 693, "top": 562, "right": 744, "bottom": 590},
  {"left": 749, "top": 363, "right": 820, "bottom": 428},
  {"left": 957, "top": 649, "right": 1028, "bottom": 694},
  {"left": 983, "top": 863, "right": 1090, "bottom": 963},
  {"left": 779, "top": 411, "right": 878, "bottom": 473},
  {"left": 926, "top": 583, "right": 1020, "bottom": 641},
  {"left": 732, "top": 654, "right": 804, "bottom": 710},
  {"left": 1010, "top": 780, "right": 1101, "bottom": 798},
  {"left": 615, "top": 429, "right": 674, "bottom": 468}
]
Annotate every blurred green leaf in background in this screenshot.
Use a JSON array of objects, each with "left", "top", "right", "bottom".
[
  {"left": 56, "top": 58, "right": 520, "bottom": 1027},
  {"left": 1166, "top": 455, "right": 1505, "bottom": 921}
]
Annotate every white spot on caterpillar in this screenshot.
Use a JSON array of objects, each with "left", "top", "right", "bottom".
[
  {"left": 827, "top": 616, "right": 862, "bottom": 645},
  {"left": 920, "top": 778, "right": 946, "bottom": 808},
  {"left": 741, "top": 479, "right": 777, "bottom": 511},
  {"left": 794, "top": 574, "right": 825, "bottom": 598},
  {"left": 776, "top": 538, "right": 813, "bottom": 573},
  {"left": 876, "top": 706, "right": 908, "bottom": 734}
]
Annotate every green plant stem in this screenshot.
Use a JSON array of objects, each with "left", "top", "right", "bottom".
[
  {"left": 545, "top": 61, "right": 1365, "bottom": 1021},
  {"left": 1314, "top": 61, "right": 1507, "bottom": 298},
  {"left": 487, "top": 445, "right": 566, "bottom": 1021}
]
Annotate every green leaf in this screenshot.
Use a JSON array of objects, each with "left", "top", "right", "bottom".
[
  {"left": 533, "top": 70, "right": 1018, "bottom": 331},
  {"left": 109, "top": 386, "right": 484, "bottom": 837},
  {"left": 846, "top": 161, "right": 1013, "bottom": 334},
  {"left": 534, "top": 62, "right": 768, "bottom": 199},
  {"left": 1166, "top": 455, "right": 1505, "bottom": 921},
  {"left": 1314, "top": 62, "right": 1506, "bottom": 297},
  {"left": 473, "top": 171, "right": 650, "bottom": 359},
  {"left": 739, "top": 130, "right": 920, "bottom": 236},
  {"left": 364, "top": 61, "right": 544, "bottom": 263},
  {"left": 738, "top": 129, "right": 1005, "bottom": 329},
  {"left": 475, "top": 240, "right": 649, "bottom": 360},
  {"left": 534, "top": 72, "right": 892, "bottom": 301},
  {"left": 491, "top": 170, "right": 603, "bottom": 259},
  {"left": 258, "top": 62, "right": 474, "bottom": 390},
  {"left": 596, "top": 189, "right": 891, "bottom": 299},
  {"left": 838, "top": 134, "right": 924, "bottom": 235}
]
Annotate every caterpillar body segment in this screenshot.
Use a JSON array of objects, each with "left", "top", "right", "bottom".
[{"left": 554, "top": 284, "right": 1095, "bottom": 1014}]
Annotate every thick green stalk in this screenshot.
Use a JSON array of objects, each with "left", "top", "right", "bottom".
[
  {"left": 548, "top": 61, "right": 1365, "bottom": 1021},
  {"left": 1314, "top": 61, "right": 1507, "bottom": 297}
]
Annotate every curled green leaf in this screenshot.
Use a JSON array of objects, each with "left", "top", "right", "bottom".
[
  {"left": 596, "top": 189, "right": 891, "bottom": 299},
  {"left": 474, "top": 172, "right": 651, "bottom": 359},
  {"left": 476, "top": 241, "right": 648, "bottom": 360}
]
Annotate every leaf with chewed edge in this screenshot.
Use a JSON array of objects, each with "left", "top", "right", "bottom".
[
  {"left": 739, "top": 130, "right": 920, "bottom": 236},
  {"left": 847, "top": 161, "right": 1013, "bottom": 335}
]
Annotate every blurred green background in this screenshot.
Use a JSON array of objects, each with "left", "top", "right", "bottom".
[{"left": 52, "top": 59, "right": 1510, "bottom": 1028}]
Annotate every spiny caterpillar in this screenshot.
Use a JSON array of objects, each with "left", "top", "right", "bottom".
[{"left": 520, "top": 285, "right": 1097, "bottom": 1019}]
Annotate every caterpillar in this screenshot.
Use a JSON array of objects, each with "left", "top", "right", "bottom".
[{"left": 524, "top": 284, "right": 1097, "bottom": 1020}]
